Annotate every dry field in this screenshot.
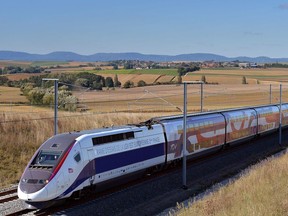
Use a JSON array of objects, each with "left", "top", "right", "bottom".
[
  {"left": 173, "top": 153, "right": 288, "bottom": 215},
  {"left": 184, "top": 68, "right": 288, "bottom": 84},
  {"left": 0, "top": 60, "right": 31, "bottom": 68},
  {"left": 1, "top": 83, "right": 287, "bottom": 114},
  {"left": 5, "top": 73, "right": 47, "bottom": 81},
  {"left": 75, "top": 84, "right": 287, "bottom": 113},
  {"left": 0, "top": 86, "right": 28, "bottom": 103},
  {"left": 97, "top": 68, "right": 288, "bottom": 85},
  {"left": 3, "top": 67, "right": 288, "bottom": 85}
]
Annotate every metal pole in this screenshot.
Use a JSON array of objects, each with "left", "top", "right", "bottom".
[
  {"left": 279, "top": 84, "right": 282, "bottom": 146},
  {"left": 201, "top": 82, "right": 203, "bottom": 112},
  {"left": 182, "top": 82, "right": 187, "bottom": 189},
  {"left": 43, "top": 78, "right": 59, "bottom": 136},
  {"left": 54, "top": 80, "right": 58, "bottom": 135},
  {"left": 270, "top": 84, "right": 272, "bottom": 104}
]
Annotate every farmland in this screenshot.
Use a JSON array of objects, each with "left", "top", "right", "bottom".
[
  {"left": 1, "top": 64, "right": 288, "bottom": 189},
  {"left": 1, "top": 65, "right": 288, "bottom": 114},
  {"left": 0, "top": 86, "right": 27, "bottom": 103}
]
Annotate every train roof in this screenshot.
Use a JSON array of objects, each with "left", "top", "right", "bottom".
[
  {"left": 39, "top": 125, "right": 143, "bottom": 152},
  {"left": 150, "top": 103, "right": 284, "bottom": 123},
  {"left": 71, "top": 124, "right": 144, "bottom": 135}
]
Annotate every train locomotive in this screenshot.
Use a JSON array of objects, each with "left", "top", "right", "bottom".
[{"left": 18, "top": 103, "right": 288, "bottom": 209}]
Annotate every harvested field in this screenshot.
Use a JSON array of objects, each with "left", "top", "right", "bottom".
[
  {"left": 1, "top": 82, "right": 287, "bottom": 114},
  {"left": 185, "top": 68, "right": 288, "bottom": 84},
  {"left": 3, "top": 68, "right": 288, "bottom": 85},
  {"left": 0, "top": 86, "right": 28, "bottom": 103},
  {"left": 5, "top": 73, "right": 45, "bottom": 81},
  {"left": 74, "top": 84, "right": 287, "bottom": 113},
  {"left": 0, "top": 60, "right": 31, "bottom": 68},
  {"left": 2, "top": 67, "right": 288, "bottom": 113}
]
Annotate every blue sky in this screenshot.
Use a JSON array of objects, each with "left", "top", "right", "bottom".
[{"left": 1, "top": 0, "right": 288, "bottom": 57}]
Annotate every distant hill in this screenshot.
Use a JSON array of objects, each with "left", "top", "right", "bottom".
[{"left": 0, "top": 51, "right": 287, "bottom": 63}]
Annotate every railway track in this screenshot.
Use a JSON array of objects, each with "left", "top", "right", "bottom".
[
  {"left": 0, "top": 187, "right": 25, "bottom": 216},
  {"left": 0, "top": 188, "right": 18, "bottom": 204},
  {"left": 5, "top": 209, "right": 35, "bottom": 216}
]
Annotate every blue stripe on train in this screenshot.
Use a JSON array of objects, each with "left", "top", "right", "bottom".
[
  {"left": 95, "top": 142, "right": 164, "bottom": 173},
  {"left": 58, "top": 142, "right": 165, "bottom": 198}
]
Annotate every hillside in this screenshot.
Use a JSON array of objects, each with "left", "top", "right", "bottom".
[{"left": 1, "top": 51, "right": 288, "bottom": 63}]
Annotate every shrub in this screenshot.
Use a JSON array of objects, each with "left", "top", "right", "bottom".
[
  {"left": 123, "top": 80, "right": 134, "bottom": 88},
  {"left": 137, "top": 80, "right": 146, "bottom": 87}
]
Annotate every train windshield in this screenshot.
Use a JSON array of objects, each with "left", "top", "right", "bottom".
[{"left": 32, "top": 150, "right": 62, "bottom": 166}]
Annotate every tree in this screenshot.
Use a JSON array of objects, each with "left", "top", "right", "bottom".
[
  {"left": 63, "top": 95, "right": 78, "bottom": 112},
  {"left": 20, "top": 83, "right": 34, "bottom": 96},
  {"left": 113, "top": 64, "right": 118, "bottom": 70},
  {"left": 114, "top": 74, "right": 121, "bottom": 87},
  {"left": 242, "top": 76, "right": 247, "bottom": 84},
  {"left": 123, "top": 80, "right": 134, "bottom": 88},
  {"left": 105, "top": 77, "right": 114, "bottom": 88},
  {"left": 75, "top": 78, "right": 89, "bottom": 88},
  {"left": 177, "top": 66, "right": 200, "bottom": 76},
  {"left": 137, "top": 80, "right": 146, "bottom": 87},
  {"left": 177, "top": 67, "right": 186, "bottom": 76},
  {"left": 76, "top": 72, "right": 103, "bottom": 88},
  {"left": 0, "top": 76, "right": 8, "bottom": 85},
  {"left": 201, "top": 75, "right": 207, "bottom": 84},
  {"left": 58, "top": 90, "right": 78, "bottom": 111},
  {"left": 124, "top": 63, "right": 133, "bottom": 69},
  {"left": 42, "top": 92, "right": 54, "bottom": 105},
  {"left": 92, "top": 81, "right": 103, "bottom": 90},
  {"left": 177, "top": 75, "right": 182, "bottom": 84},
  {"left": 27, "top": 88, "right": 46, "bottom": 105}
]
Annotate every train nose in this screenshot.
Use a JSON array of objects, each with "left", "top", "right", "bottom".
[
  {"left": 19, "top": 169, "right": 52, "bottom": 194},
  {"left": 18, "top": 183, "right": 48, "bottom": 201}
]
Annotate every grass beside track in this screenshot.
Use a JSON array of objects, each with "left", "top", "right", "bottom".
[{"left": 172, "top": 152, "right": 288, "bottom": 216}]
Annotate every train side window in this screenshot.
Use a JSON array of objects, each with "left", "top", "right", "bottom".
[
  {"left": 74, "top": 152, "right": 81, "bottom": 163},
  {"left": 125, "top": 132, "right": 134, "bottom": 139},
  {"left": 92, "top": 132, "right": 135, "bottom": 145}
]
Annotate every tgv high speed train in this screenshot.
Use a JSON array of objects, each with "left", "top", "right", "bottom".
[{"left": 18, "top": 103, "right": 288, "bottom": 208}]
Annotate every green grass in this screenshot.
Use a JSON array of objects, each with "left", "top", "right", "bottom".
[{"left": 31, "top": 61, "right": 69, "bottom": 67}]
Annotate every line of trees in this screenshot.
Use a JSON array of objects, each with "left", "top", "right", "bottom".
[
  {"left": 1, "top": 66, "right": 44, "bottom": 74},
  {"left": 177, "top": 66, "right": 200, "bottom": 76},
  {"left": 264, "top": 63, "right": 288, "bottom": 68}
]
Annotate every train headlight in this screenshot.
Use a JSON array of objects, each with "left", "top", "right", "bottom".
[
  {"left": 38, "top": 179, "right": 49, "bottom": 184},
  {"left": 22, "top": 178, "right": 28, "bottom": 183}
]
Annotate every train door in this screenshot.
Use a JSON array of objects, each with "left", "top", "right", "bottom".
[{"left": 86, "top": 148, "right": 96, "bottom": 185}]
